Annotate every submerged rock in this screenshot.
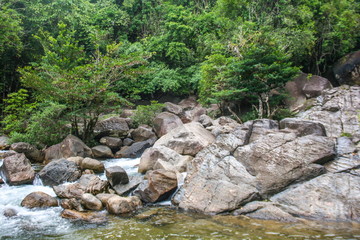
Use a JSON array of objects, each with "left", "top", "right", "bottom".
[
  {"left": 21, "top": 191, "right": 58, "bottom": 208},
  {"left": 60, "top": 209, "right": 107, "bottom": 223}
]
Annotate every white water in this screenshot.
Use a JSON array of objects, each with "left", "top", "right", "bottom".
[{"left": 0, "top": 156, "right": 141, "bottom": 239}]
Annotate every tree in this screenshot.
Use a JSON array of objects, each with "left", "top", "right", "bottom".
[{"left": 18, "top": 23, "right": 148, "bottom": 143}]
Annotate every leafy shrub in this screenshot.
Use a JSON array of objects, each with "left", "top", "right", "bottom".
[
  {"left": 9, "top": 102, "right": 69, "bottom": 148},
  {"left": 1, "top": 89, "right": 37, "bottom": 134},
  {"left": 272, "top": 108, "right": 296, "bottom": 121},
  {"left": 131, "top": 101, "right": 165, "bottom": 128}
]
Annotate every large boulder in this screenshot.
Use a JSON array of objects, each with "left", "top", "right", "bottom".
[
  {"left": 94, "top": 116, "right": 129, "bottom": 138},
  {"left": 1, "top": 153, "right": 35, "bottom": 185},
  {"left": 298, "top": 85, "right": 360, "bottom": 139},
  {"left": 279, "top": 118, "right": 327, "bottom": 137},
  {"left": 173, "top": 144, "right": 258, "bottom": 214},
  {"left": 234, "top": 131, "right": 335, "bottom": 197},
  {"left": 207, "top": 117, "right": 243, "bottom": 137},
  {"left": 91, "top": 145, "right": 114, "bottom": 159},
  {"left": 131, "top": 125, "right": 156, "bottom": 142},
  {"left": 44, "top": 135, "right": 92, "bottom": 162},
  {"left": 134, "top": 169, "right": 178, "bottom": 203},
  {"left": 154, "top": 122, "right": 215, "bottom": 157},
  {"left": 271, "top": 173, "right": 360, "bottom": 222},
  {"left": 80, "top": 157, "right": 105, "bottom": 173},
  {"left": 106, "top": 195, "right": 142, "bottom": 214},
  {"left": 153, "top": 112, "right": 183, "bottom": 137},
  {"left": 163, "top": 102, "right": 183, "bottom": 115},
  {"left": 285, "top": 73, "right": 332, "bottom": 112},
  {"left": 38, "top": 159, "right": 81, "bottom": 186},
  {"left": 138, "top": 146, "right": 191, "bottom": 174},
  {"left": 333, "top": 50, "right": 360, "bottom": 86},
  {"left": 21, "top": 191, "right": 58, "bottom": 208},
  {"left": 10, "top": 142, "right": 44, "bottom": 163},
  {"left": 99, "top": 137, "right": 122, "bottom": 151},
  {"left": 248, "top": 119, "right": 279, "bottom": 143},
  {"left": 0, "top": 136, "right": 10, "bottom": 150}
]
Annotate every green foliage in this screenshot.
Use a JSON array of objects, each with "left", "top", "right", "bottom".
[
  {"left": 9, "top": 102, "right": 68, "bottom": 148},
  {"left": 272, "top": 108, "right": 296, "bottom": 121},
  {"left": 131, "top": 101, "right": 165, "bottom": 128},
  {"left": 340, "top": 132, "right": 353, "bottom": 138},
  {"left": 19, "top": 23, "right": 148, "bottom": 143},
  {"left": 1, "top": 89, "right": 37, "bottom": 134}
]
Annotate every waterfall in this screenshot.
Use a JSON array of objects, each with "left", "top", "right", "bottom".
[{"left": 33, "top": 174, "right": 44, "bottom": 186}]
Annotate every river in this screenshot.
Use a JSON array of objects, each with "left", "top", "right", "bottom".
[{"left": 1, "top": 153, "right": 360, "bottom": 240}]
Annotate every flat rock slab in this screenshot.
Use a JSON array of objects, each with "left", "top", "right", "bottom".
[{"left": 271, "top": 173, "right": 360, "bottom": 222}]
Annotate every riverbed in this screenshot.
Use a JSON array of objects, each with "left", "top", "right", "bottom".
[{"left": 1, "top": 155, "right": 360, "bottom": 240}]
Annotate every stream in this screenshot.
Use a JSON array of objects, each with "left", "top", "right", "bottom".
[{"left": 1, "top": 152, "right": 360, "bottom": 240}]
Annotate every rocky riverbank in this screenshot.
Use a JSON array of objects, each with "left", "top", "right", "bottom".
[{"left": 0, "top": 84, "right": 359, "bottom": 225}]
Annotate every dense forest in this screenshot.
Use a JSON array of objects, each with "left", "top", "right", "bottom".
[{"left": 1, "top": 0, "right": 359, "bottom": 146}]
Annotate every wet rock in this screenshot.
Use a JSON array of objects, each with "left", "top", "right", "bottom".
[
  {"left": 233, "top": 201, "right": 298, "bottom": 222},
  {"left": 134, "top": 170, "right": 178, "bottom": 203},
  {"left": 1, "top": 153, "right": 35, "bottom": 185},
  {"left": 0, "top": 150, "right": 16, "bottom": 159},
  {"left": 39, "top": 159, "right": 81, "bottom": 186},
  {"left": 106, "top": 166, "right": 129, "bottom": 187},
  {"left": 333, "top": 50, "right": 360, "bottom": 86},
  {"left": 53, "top": 183, "right": 86, "bottom": 199},
  {"left": 298, "top": 85, "right": 360, "bottom": 139},
  {"left": 139, "top": 146, "right": 191, "bottom": 174},
  {"left": 80, "top": 157, "right": 104, "bottom": 173},
  {"left": 154, "top": 122, "right": 215, "bottom": 157},
  {"left": 61, "top": 209, "right": 107, "bottom": 223},
  {"left": 81, "top": 193, "right": 103, "bottom": 211},
  {"left": 153, "top": 112, "right": 184, "bottom": 137},
  {"left": 21, "top": 191, "right": 58, "bottom": 208},
  {"left": 77, "top": 174, "right": 109, "bottom": 195},
  {"left": 234, "top": 132, "right": 334, "bottom": 197},
  {"left": 279, "top": 118, "right": 327, "bottom": 137},
  {"left": 99, "top": 137, "right": 122, "bottom": 151},
  {"left": 174, "top": 144, "right": 258, "bottom": 214},
  {"left": 115, "top": 139, "right": 155, "bottom": 158},
  {"left": 44, "top": 135, "right": 92, "bottom": 162},
  {"left": 131, "top": 125, "right": 156, "bottom": 142},
  {"left": 111, "top": 175, "right": 144, "bottom": 196},
  {"left": 91, "top": 145, "right": 114, "bottom": 159},
  {"left": 3, "top": 208, "right": 17, "bottom": 217},
  {"left": 94, "top": 116, "right": 129, "bottom": 138},
  {"left": 0, "top": 135, "right": 10, "bottom": 150},
  {"left": 96, "top": 193, "right": 118, "bottom": 206},
  {"left": 10, "top": 142, "right": 44, "bottom": 163},
  {"left": 60, "top": 198, "right": 84, "bottom": 211},
  {"left": 271, "top": 173, "right": 360, "bottom": 222},
  {"left": 106, "top": 195, "right": 142, "bottom": 214}
]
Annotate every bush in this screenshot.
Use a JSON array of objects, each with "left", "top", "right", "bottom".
[
  {"left": 131, "top": 101, "right": 165, "bottom": 128},
  {"left": 9, "top": 102, "right": 69, "bottom": 148}
]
